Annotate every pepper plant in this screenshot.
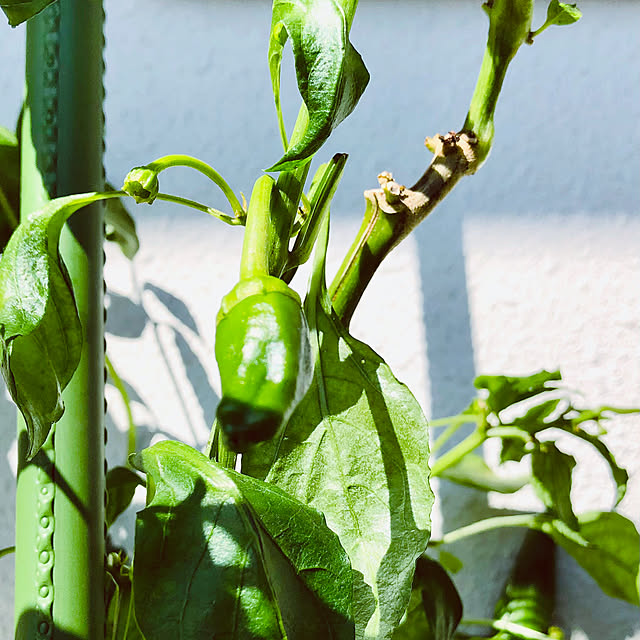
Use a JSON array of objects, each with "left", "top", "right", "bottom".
[{"left": 0, "top": 1, "right": 638, "bottom": 639}]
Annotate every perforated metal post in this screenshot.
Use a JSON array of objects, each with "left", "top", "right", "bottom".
[{"left": 15, "top": 2, "right": 106, "bottom": 638}]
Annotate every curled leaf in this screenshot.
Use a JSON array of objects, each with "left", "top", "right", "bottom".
[{"left": 267, "top": 0, "right": 369, "bottom": 171}]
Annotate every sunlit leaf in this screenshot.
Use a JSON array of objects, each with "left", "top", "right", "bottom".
[
  {"left": 267, "top": 0, "right": 369, "bottom": 171},
  {"left": 133, "top": 441, "right": 354, "bottom": 640},
  {"left": 540, "top": 512, "right": 640, "bottom": 606},
  {"left": 243, "top": 215, "right": 432, "bottom": 638},
  {"left": 0, "top": 191, "right": 117, "bottom": 457}
]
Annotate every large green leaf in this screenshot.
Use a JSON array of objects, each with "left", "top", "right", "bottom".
[
  {"left": 1, "top": 0, "right": 56, "bottom": 26},
  {"left": 243, "top": 216, "right": 432, "bottom": 639},
  {"left": 540, "top": 512, "right": 640, "bottom": 606},
  {"left": 133, "top": 440, "right": 354, "bottom": 640},
  {"left": 267, "top": 0, "right": 369, "bottom": 171},
  {"left": 0, "top": 191, "right": 116, "bottom": 458}
]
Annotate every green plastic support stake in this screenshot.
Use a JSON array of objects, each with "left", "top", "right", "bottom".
[{"left": 14, "top": 2, "right": 106, "bottom": 639}]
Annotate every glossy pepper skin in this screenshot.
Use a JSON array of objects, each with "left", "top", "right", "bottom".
[{"left": 215, "top": 274, "right": 313, "bottom": 452}]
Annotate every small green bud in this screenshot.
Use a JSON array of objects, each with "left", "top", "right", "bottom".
[{"left": 122, "top": 166, "right": 159, "bottom": 204}]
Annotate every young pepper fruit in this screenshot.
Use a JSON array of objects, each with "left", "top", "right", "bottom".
[{"left": 214, "top": 274, "right": 313, "bottom": 453}]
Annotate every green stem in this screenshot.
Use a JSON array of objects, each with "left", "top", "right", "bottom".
[
  {"left": 461, "top": 618, "right": 557, "bottom": 640},
  {"left": 430, "top": 427, "right": 487, "bottom": 477},
  {"left": 463, "top": 0, "right": 533, "bottom": 166},
  {"left": 428, "top": 513, "right": 546, "bottom": 547},
  {"left": 0, "top": 183, "right": 18, "bottom": 229},
  {"left": 145, "top": 154, "right": 244, "bottom": 217},
  {"left": 155, "top": 192, "right": 244, "bottom": 225},
  {"left": 0, "top": 546, "right": 15, "bottom": 559},
  {"left": 486, "top": 426, "right": 533, "bottom": 441},
  {"left": 239, "top": 175, "right": 277, "bottom": 280},
  {"left": 105, "top": 354, "right": 136, "bottom": 461},
  {"left": 431, "top": 414, "right": 482, "bottom": 454},
  {"left": 329, "top": 0, "right": 533, "bottom": 324}
]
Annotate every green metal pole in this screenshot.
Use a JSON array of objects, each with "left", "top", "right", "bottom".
[{"left": 15, "top": 2, "right": 106, "bottom": 639}]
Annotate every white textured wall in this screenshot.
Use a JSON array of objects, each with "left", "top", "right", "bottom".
[{"left": 1, "top": 1, "right": 639, "bottom": 638}]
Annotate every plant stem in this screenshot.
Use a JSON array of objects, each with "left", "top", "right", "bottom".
[
  {"left": 329, "top": 0, "right": 533, "bottom": 324},
  {"left": 428, "top": 513, "right": 545, "bottom": 547},
  {"left": 461, "top": 618, "right": 557, "bottom": 640},
  {"left": 430, "top": 414, "right": 482, "bottom": 454},
  {"left": 239, "top": 175, "right": 277, "bottom": 280},
  {"left": 154, "top": 192, "right": 243, "bottom": 225},
  {"left": 105, "top": 354, "right": 136, "bottom": 461},
  {"left": 0, "top": 546, "right": 15, "bottom": 559},
  {"left": 145, "top": 154, "right": 244, "bottom": 217},
  {"left": 430, "top": 428, "right": 487, "bottom": 477}
]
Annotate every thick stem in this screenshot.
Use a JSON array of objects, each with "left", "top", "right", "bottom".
[{"left": 329, "top": 0, "right": 533, "bottom": 324}]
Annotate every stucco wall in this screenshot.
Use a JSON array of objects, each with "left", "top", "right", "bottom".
[{"left": 1, "top": 1, "right": 638, "bottom": 638}]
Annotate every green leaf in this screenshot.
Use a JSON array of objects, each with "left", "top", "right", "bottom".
[
  {"left": 267, "top": 0, "right": 369, "bottom": 171},
  {"left": 1, "top": 0, "right": 57, "bottom": 26},
  {"left": 440, "top": 452, "right": 530, "bottom": 494},
  {"left": 133, "top": 440, "right": 355, "bottom": 640},
  {"left": 540, "top": 512, "right": 640, "bottom": 606},
  {"left": 545, "top": 0, "right": 581, "bottom": 26},
  {"left": 0, "top": 191, "right": 118, "bottom": 458},
  {"left": 474, "top": 371, "right": 561, "bottom": 415},
  {"left": 105, "top": 183, "right": 139, "bottom": 260},
  {"left": 0, "top": 124, "right": 20, "bottom": 251},
  {"left": 243, "top": 217, "right": 432, "bottom": 639},
  {"left": 393, "top": 556, "right": 462, "bottom": 640},
  {"left": 530, "top": 443, "right": 578, "bottom": 530},
  {"left": 416, "top": 556, "right": 463, "bottom": 640},
  {"left": 438, "top": 551, "right": 463, "bottom": 575},
  {"left": 106, "top": 466, "right": 144, "bottom": 530}
]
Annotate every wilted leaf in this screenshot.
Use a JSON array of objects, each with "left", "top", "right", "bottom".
[{"left": 540, "top": 511, "right": 640, "bottom": 606}]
